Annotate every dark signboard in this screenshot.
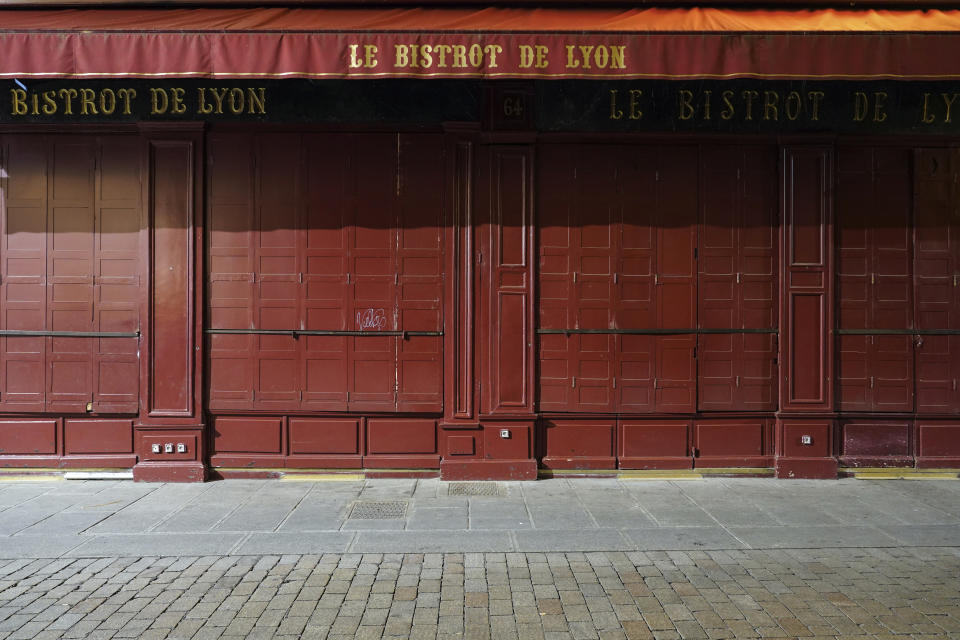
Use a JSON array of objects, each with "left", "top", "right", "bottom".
[
  {"left": 537, "top": 80, "right": 960, "bottom": 135},
  {"left": 0, "top": 79, "right": 481, "bottom": 125},
  {"left": 4, "top": 78, "right": 960, "bottom": 136}
]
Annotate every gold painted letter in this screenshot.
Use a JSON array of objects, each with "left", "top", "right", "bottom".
[
  {"left": 609, "top": 89, "right": 623, "bottom": 120},
  {"left": 10, "top": 89, "right": 27, "bottom": 115}
]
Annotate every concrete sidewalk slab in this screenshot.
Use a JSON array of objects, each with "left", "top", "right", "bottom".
[
  {"left": 233, "top": 531, "right": 354, "bottom": 554},
  {"left": 62, "top": 533, "right": 245, "bottom": 557},
  {"left": 728, "top": 524, "right": 901, "bottom": 548},
  {"left": 0, "top": 477, "right": 958, "bottom": 559}
]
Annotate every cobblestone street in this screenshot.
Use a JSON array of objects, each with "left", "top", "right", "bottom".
[
  {"left": 1, "top": 548, "right": 959, "bottom": 640},
  {"left": 2, "top": 478, "right": 960, "bottom": 638}
]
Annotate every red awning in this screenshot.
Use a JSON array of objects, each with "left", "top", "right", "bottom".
[{"left": 1, "top": 7, "right": 960, "bottom": 79}]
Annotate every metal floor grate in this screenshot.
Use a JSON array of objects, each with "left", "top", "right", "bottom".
[
  {"left": 447, "top": 482, "right": 503, "bottom": 496},
  {"left": 348, "top": 500, "right": 408, "bottom": 519}
]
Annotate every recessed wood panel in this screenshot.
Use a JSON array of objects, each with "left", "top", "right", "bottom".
[
  {"left": 64, "top": 419, "right": 132, "bottom": 454},
  {"left": 695, "top": 420, "right": 765, "bottom": 457},
  {"left": 789, "top": 293, "right": 824, "bottom": 403},
  {"left": 483, "top": 423, "right": 532, "bottom": 459},
  {"left": 841, "top": 421, "right": 910, "bottom": 458},
  {"left": 542, "top": 420, "right": 615, "bottom": 460},
  {"left": 780, "top": 421, "right": 831, "bottom": 458},
  {"left": 150, "top": 140, "right": 193, "bottom": 415},
  {"left": 212, "top": 417, "right": 282, "bottom": 454},
  {"left": 288, "top": 418, "right": 360, "bottom": 455},
  {"left": 786, "top": 150, "right": 827, "bottom": 267},
  {"left": 366, "top": 419, "right": 436, "bottom": 454},
  {"left": 917, "top": 422, "right": 960, "bottom": 458},
  {"left": 447, "top": 435, "right": 477, "bottom": 456},
  {"left": 0, "top": 420, "right": 57, "bottom": 455},
  {"left": 620, "top": 420, "right": 689, "bottom": 458}
]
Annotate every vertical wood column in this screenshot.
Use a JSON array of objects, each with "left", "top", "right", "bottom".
[
  {"left": 443, "top": 126, "right": 479, "bottom": 422},
  {"left": 479, "top": 144, "right": 535, "bottom": 418},
  {"left": 777, "top": 146, "right": 837, "bottom": 478},
  {"left": 134, "top": 123, "right": 206, "bottom": 482}
]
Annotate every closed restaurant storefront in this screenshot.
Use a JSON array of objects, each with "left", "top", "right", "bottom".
[{"left": 1, "top": 6, "right": 959, "bottom": 480}]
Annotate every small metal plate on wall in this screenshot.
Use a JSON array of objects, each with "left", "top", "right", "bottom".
[
  {"left": 447, "top": 482, "right": 504, "bottom": 497},
  {"left": 348, "top": 501, "right": 408, "bottom": 519}
]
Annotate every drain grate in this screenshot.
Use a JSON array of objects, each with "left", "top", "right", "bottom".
[
  {"left": 447, "top": 482, "right": 503, "bottom": 496},
  {"left": 348, "top": 500, "right": 408, "bottom": 519}
]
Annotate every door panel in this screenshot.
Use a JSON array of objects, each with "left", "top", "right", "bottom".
[
  {"left": 395, "top": 135, "right": 444, "bottom": 412},
  {"left": 0, "top": 135, "right": 142, "bottom": 414},
  {"left": 1, "top": 137, "right": 48, "bottom": 411},
  {"left": 207, "top": 134, "right": 256, "bottom": 409},
  {"left": 206, "top": 133, "right": 445, "bottom": 414},
  {"left": 93, "top": 138, "right": 141, "bottom": 413},
  {"left": 253, "top": 135, "right": 300, "bottom": 409},
  {"left": 536, "top": 144, "right": 697, "bottom": 414},
  {"left": 302, "top": 134, "right": 350, "bottom": 410},
  {"left": 46, "top": 139, "right": 96, "bottom": 412},
  {"left": 914, "top": 148, "right": 960, "bottom": 414},
  {"left": 698, "top": 146, "right": 777, "bottom": 412},
  {"left": 837, "top": 147, "right": 914, "bottom": 412}
]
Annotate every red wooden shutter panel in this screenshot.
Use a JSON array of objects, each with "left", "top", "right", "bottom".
[
  {"left": 45, "top": 138, "right": 96, "bottom": 413},
  {"left": 837, "top": 147, "right": 914, "bottom": 412},
  {"left": 93, "top": 137, "right": 141, "bottom": 413},
  {"left": 302, "top": 133, "right": 350, "bottom": 411},
  {"left": 253, "top": 134, "right": 300, "bottom": 410},
  {"left": 396, "top": 134, "right": 444, "bottom": 413},
  {"left": 207, "top": 134, "right": 256, "bottom": 410},
  {"left": 0, "top": 136, "right": 47, "bottom": 411}
]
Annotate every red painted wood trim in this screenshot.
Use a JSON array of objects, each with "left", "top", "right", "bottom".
[
  {"left": 139, "top": 123, "right": 205, "bottom": 426},
  {"left": 780, "top": 146, "right": 834, "bottom": 412}
]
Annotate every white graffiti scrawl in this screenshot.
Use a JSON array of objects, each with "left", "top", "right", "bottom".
[{"left": 356, "top": 308, "right": 387, "bottom": 331}]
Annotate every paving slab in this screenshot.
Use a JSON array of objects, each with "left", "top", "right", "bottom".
[
  {"left": 232, "top": 532, "right": 354, "bottom": 554},
  {"left": 728, "top": 524, "right": 901, "bottom": 548},
  {"left": 0, "top": 535, "right": 88, "bottom": 559},
  {"left": 878, "top": 524, "right": 960, "bottom": 546},
  {"left": 63, "top": 533, "right": 245, "bottom": 557},
  {"left": 514, "top": 529, "right": 632, "bottom": 552},
  {"left": 350, "top": 531, "right": 513, "bottom": 553},
  {"left": 624, "top": 526, "right": 747, "bottom": 550},
  {"left": 15, "top": 512, "right": 110, "bottom": 536}
]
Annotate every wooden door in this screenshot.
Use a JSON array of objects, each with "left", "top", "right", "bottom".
[
  {"left": 0, "top": 135, "right": 141, "bottom": 414},
  {"left": 698, "top": 146, "right": 777, "bottom": 412},
  {"left": 915, "top": 148, "right": 960, "bottom": 414},
  {"left": 207, "top": 133, "right": 445, "bottom": 414},
  {"left": 837, "top": 147, "right": 914, "bottom": 412}
]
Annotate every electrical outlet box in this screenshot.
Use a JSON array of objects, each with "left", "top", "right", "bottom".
[
  {"left": 801, "top": 435, "right": 813, "bottom": 445},
  {"left": 500, "top": 429, "right": 511, "bottom": 439},
  {"left": 141, "top": 435, "right": 197, "bottom": 462}
]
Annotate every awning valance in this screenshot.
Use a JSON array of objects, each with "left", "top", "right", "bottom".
[{"left": 2, "top": 7, "right": 960, "bottom": 80}]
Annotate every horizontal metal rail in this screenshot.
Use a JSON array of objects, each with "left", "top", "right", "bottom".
[
  {"left": 835, "top": 328, "right": 960, "bottom": 336},
  {"left": 0, "top": 330, "right": 139, "bottom": 338},
  {"left": 536, "top": 328, "right": 777, "bottom": 335},
  {"left": 205, "top": 329, "right": 442, "bottom": 338}
]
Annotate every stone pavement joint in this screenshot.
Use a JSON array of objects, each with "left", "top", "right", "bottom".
[{"left": 0, "top": 549, "right": 957, "bottom": 639}]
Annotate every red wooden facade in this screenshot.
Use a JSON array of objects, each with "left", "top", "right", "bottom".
[
  {"left": 2, "top": 4, "right": 960, "bottom": 484},
  {"left": 2, "top": 121, "right": 958, "bottom": 481}
]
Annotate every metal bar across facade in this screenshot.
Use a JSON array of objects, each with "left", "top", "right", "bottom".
[
  {"left": 835, "top": 329, "right": 960, "bottom": 336},
  {"left": 0, "top": 330, "right": 140, "bottom": 338},
  {"left": 536, "top": 328, "right": 778, "bottom": 335},
  {"left": 205, "top": 329, "right": 443, "bottom": 337}
]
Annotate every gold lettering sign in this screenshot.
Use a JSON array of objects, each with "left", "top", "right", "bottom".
[{"left": 10, "top": 87, "right": 266, "bottom": 118}]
